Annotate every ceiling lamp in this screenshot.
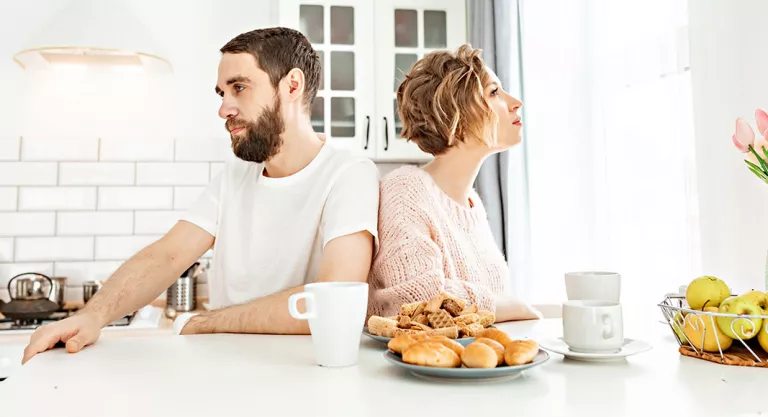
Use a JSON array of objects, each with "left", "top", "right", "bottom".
[{"left": 12, "top": 0, "right": 172, "bottom": 72}]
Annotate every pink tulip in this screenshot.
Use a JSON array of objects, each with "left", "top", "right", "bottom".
[
  {"left": 733, "top": 117, "right": 755, "bottom": 153},
  {"left": 753, "top": 136, "right": 768, "bottom": 160},
  {"left": 756, "top": 109, "right": 768, "bottom": 135}
]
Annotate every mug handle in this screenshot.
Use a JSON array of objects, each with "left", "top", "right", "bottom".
[
  {"left": 602, "top": 313, "right": 614, "bottom": 339},
  {"left": 288, "top": 292, "right": 317, "bottom": 320}
]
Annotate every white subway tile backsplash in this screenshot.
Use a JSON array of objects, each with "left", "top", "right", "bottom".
[
  {"left": 0, "top": 263, "right": 55, "bottom": 287},
  {"left": 18, "top": 187, "right": 97, "bottom": 211},
  {"left": 0, "top": 212, "right": 56, "bottom": 236},
  {"left": 0, "top": 162, "right": 57, "bottom": 185},
  {"left": 54, "top": 261, "right": 123, "bottom": 286},
  {"left": 100, "top": 139, "right": 174, "bottom": 161},
  {"left": 98, "top": 187, "right": 173, "bottom": 210},
  {"left": 175, "top": 139, "right": 230, "bottom": 162},
  {"left": 134, "top": 211, "right": 184, "bottom": 234},
  {"left": 136, "top": 163, "right": 210, "bottom": 186},
  {"left": 0, "top": 138, "right": 20, "bottom": 161},
  {"left": 210, "top": 162, "right": 226, "bottom": 180},
  {"left": 15, "top": 237, "right": 93, "bottom": 261},
  {"left": 57, "top": 212, "right": 133, "bottom": 236},
  {"left": 59, "top": 163, "right": 135, "bottom": 185},
  {"left": 0, "top": 187, "right": 17, "bottom": 210},
  {"left": 21, "top": 138, "right": 99, "bottom": 161},
  {"left": 0, "top": 238, "right": 13, "bottom": 262},
  {"left": 173, "top": 187, "right": 204, "bottom": 210},
  {"left": 95, "top": 235, "right": 160, "bottom": 260}
]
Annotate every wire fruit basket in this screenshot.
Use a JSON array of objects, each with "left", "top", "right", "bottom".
[{"left": 658, "top": 294, "right": 768, "bottom": 367}]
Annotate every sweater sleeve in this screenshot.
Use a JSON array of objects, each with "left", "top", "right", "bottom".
[{"left": 368, "top": 182, "right": 497, "bottom": 317}]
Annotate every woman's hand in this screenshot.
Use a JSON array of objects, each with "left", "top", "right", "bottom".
[{"left": 494, "top": 296, "right": 543, "bottom": 322}]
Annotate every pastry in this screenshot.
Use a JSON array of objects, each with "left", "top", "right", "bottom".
[
  {"left": 461, "top": 304, "right": 479, "bottom": 315},
  {"left": 410, "top": 322, "right": 431, "bottom": 332},
  {"left": 411, "top": 313, "right": 429, "bottom": 326},
  {"left": 388, "top": 333, "right": 422, "bottom": 354},
  {"left": 475, "top": 337, "right": 505, "bottom": 365},
  {"left": 428, "top": 309, "right": 454, "bottom": 329},
  {"left": 504, "top": 339, "right": 539, "bottom": 366},
  {"left": 477, "top": 328, "right": 513, "bottom": 346},
  {"left": 441, "top": 296, "right": 466, "bottom": 317},
  {"left": 457, "top": 322, "right": 471, "bottom": 338},
  {"left": 412, "top": 302, "right": 427, "bottom": 318},
  {"left": 402, "top": 342, "right": 461, "bottom": 368},
  {"left": 453, "top": 313, "right": 480, "bottom": 325},
  {"left": 425, "top": 293, "right": 446, "bottom": 314},
  {"left": 477, "top": 310, "right": 496, "bottom": 327},
  {"left": 400, "top": 302, "right": 422, "bottom": 317},
  {"left": 427, "top": 325, "right": 459, "bottom": 339},
  {"left": 461, "top": 342, "right": 498, "bottom": 368},
  {"left": 426, "top": 336, "right": 465, "bottom": 357},
  {"left": 368, "top": 316, "right": 398, "bottom": 336},
  {"left": 398, "top": 315, "right": 411, "bottom": 329},
  {"left": 465, "top": 323, "right": 485, "bottom": 337}
]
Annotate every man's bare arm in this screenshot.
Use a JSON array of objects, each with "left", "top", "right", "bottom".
[
  {"left": 22, "top": 221, "right": 213, "bottom": 363},
  {"left": 181, "top": 230, "right": 374, "bottom": 335},
  {"left": 84, "top": 220, "right": 214, "bottom": 326}
]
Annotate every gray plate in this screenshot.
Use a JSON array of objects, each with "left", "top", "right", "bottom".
[
  {"left": 362, "top": 326, "right": 477, "bottom": 347},
  {"left": 383, "top": 349, "right": 550, "bottom": 382}
]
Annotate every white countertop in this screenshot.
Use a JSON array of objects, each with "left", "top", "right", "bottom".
[{"left": 0, "top": 307, "right": 766, "bottom": 417}]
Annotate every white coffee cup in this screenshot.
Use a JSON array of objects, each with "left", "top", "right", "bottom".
[
  {"left": 288, "top": 282, "right": 369, "bottom": 367},
  {"left": 565, "top": 271, "right": 621, "bottom": 302},
  {"left": 562, "top": 300, "right": 624, "bottom": 353}
]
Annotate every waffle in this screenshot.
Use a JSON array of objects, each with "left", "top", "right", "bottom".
[
  {"left": 397, "top": 315, "right": 411, "bottom": 329},
  {"left": 428, "top": 309, "right": 454, "bottom": 329},
  {"left": 411, "top": 313, "right": 430, "bottom": 326},
  {"left": 453, "top": 313, "right": 480, "bottom": 325},
  {"left": 400, "top": 302, "right": 422, "bottom": 317},
  {"left": 442, "top": 299, "right": 465, "bottom": 317},
  {"left": 368, "top": 316, "right": 398, "bottom": 336},
  {"left": 477, "top": 311, "right": 496, "bottom": 327}
]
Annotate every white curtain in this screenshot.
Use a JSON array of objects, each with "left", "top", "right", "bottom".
[{"left": 517, "top": 0, "right": 699, "bottom": 306}]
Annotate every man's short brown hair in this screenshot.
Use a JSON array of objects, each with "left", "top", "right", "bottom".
[
  {"left": 220, "top": 27, "right": 321, "bottom": 109},
  {"left": 396, "top": 44, "right": 497, "bottom": 155}
]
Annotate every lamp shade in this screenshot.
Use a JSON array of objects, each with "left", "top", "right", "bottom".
[{"left": 13, "top": 0, "right": 172, "bottom": 72}]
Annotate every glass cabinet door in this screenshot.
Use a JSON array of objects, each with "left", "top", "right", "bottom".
[
  {"left": 375, "top": 0, "right": 466, "bottom": 161},
  {"left": 281, "top": 0, "right": 375, "bottom": 157}
]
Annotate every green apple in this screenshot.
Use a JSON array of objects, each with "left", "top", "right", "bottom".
[
  {"left": 740, "top": 290, "right": 767, "bottom": 312},
  {"left": 716, "top": 296, "right": 763, "bottom": 341},
  {"left": 671, "top": 311, "right": 689, "bottom": 345},
  {"left": 686, "top": 276, "right": 731, "bottom": 310},
  {"left": 758, "top": 320, "right": 768, "bottom": 355}
]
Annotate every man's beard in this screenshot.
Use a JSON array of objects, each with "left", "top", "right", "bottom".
[{"left": 227, "top": 95, "right": 285, "bottom": 163}]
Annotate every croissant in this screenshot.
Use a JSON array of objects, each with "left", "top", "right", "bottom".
[{"left": 504, "top": 339, "right": 539, "bottom": 366}]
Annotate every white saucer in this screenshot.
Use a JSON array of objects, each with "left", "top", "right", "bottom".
[{"left": 539, "top": 337, "right": 652, "bottom": 362}]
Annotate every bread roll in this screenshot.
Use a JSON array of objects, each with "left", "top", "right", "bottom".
[
  {"left": 428, "top": 337, "right": 465, "bottom": 358},
  {"left": 504, "top": 339, "right": 539, "bottom": 366},
  {"left": 402, "top": 342, "right": 461, "bottom": 368},
  {"left": 477, "top": 328, "right": 513, "bottom": 346},
  {"left": 461, "top": 342, "right": 498, "bottom": 368},
  {"left": 474, "top": 337, "right": 505, "bottom": 366},
  {"left": 387, "top": 333, "right": 421, "bottom": 354}
]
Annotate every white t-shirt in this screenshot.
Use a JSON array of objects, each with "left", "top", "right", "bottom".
[{"left": 180, "top": 143, "right": 380, "bottom": 309}]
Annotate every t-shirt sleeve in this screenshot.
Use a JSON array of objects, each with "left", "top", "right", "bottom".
[
  {"left": 179, "top": 172, "right": 222, "bottom": 237},
  {"left": 321, "top": 159, "right": 380, "bottom": 251}
]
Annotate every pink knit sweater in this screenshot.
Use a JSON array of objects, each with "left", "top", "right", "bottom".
[{"left": 367, "top": 165, "right": 509, "bottom": 318}]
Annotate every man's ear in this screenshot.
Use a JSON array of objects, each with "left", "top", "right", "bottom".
[{"left": 283, "top": 68, "right": 306, "bottom": 104}]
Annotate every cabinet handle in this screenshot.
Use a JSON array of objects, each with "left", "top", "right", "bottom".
[
  {"left": 364, "top": 115, "right": 370, "bottom": 150},
  {"left": 383, "top": 117, "right": 389, "bottom": 151}
]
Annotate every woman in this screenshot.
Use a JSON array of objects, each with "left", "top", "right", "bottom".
[{"left": 367, "top": 44, "right": 541, "bottom": 322}]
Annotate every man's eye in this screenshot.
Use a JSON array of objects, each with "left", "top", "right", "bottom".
[{"left": 234, "top": 85, "right": 245, "bottom": 93}]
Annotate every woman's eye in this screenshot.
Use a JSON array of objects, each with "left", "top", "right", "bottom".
[{"left": 490, "top": 88, "right": 498, "bottom": 96}]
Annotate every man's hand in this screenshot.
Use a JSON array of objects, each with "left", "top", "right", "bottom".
[{"left": 22, "top": 313, "right": 102, "bottom": 364}]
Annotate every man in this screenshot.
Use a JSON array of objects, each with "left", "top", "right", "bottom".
[{"left": 22, "top": 27, "right": 380, "bottom": 364}]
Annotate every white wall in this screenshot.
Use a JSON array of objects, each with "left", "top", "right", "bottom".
[
  {"left": 688, "top": 0, "right": 768, "bottom": 292},
  {"left": 0, "top": 0, "right": 280, "bottom": 302}
]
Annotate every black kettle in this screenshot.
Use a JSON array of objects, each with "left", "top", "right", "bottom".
[{"left": 0, "top": 273, "right": 60, "bottom": 320}]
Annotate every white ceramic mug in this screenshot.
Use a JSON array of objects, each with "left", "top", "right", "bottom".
[
  {"left": 565, "top": 271, "right": 621, "bottom": 302},
  {"left": 562, "top": 300, "right": 624, "bottom": 353},
  {"left": 288, "top": 282, "right": 369, "bottom": 367}
]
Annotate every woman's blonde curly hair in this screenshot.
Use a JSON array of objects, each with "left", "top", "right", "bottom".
[{"left": 396, "top": 44, "right": 498, "bottom": 155}]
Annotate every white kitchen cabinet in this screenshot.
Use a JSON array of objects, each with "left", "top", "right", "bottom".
[{"left": 279, "top": 0, "right": 467, "bottom": 162}]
